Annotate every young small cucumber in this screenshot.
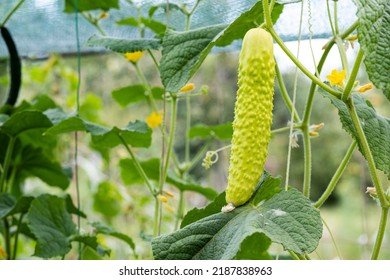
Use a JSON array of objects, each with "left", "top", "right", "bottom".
[{"left": 223, "top": 28, "right": 275, "bottom": 212}]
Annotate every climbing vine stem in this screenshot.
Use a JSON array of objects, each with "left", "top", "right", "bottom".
[
  {"left": 342, "top": 48, "right": 364, "bottom": 101},
  {"left": 0, "top": 137, "right": 15, "bottom": 193},
  {"left": 314, "top": 141, "right": 357, "bottom": 208},
  {"left": 0, "top": 0, "right": 25, "bottom": 27},
  {"left": 157, "top": 95, "right": 178, "bottom": 234},
  {"left": 371, "top": 208, "right": 389, "bottom": 260},
  {"left": 346, "top": 98, "right": 388, "bottom": 208}
]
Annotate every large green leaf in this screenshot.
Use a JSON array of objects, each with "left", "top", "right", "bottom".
[
  {"left": 45, "top": 109, "right": 152, "bottom": 148},
  {"left": 91, "top": 222, "right": 136, "bottom": 252},
  {"left": 189, "top": 122, "right": 232, "bottom": 140},
  {"left": 1, "top": 97, "right": 58, "bottom": 158},
  {"left": 353, "top": 0, "right": 390, "bottom": 100},
  {"left": 320, "top": 91, "right": 390, "bottom": 179},
  {"left": 91, "top": 121, "right": 152, "bottom": 149},
  {"left": 180, "top": 192, "right": 227, "bottom": 228},
  {"left": 0, "top": 193, "right": 16, "bottom": 219},
  {"left": 0, "top": 110, "right": 52, "bottom": 137},
  {"left": 71, "top": 235, "right": 111, "bottom": 257},
  {"left": 8, "top": 196, "right": 34, "bottom": 216},
  {"left": 29, "top": 95, "right": 57, "bottom": 112},
  {"left": 180, "top": 172, "right": 281, "bottom": 229},
  {"left": 0, "top": 114, "right": 9, "bottom": 125},
  {"left": 27, "top": 194, "right": 76, "bottom": 258},
  {"left": 86, "top": 35, "right": 161, "bottom": 53},
  {"left": 148, "top": 3, "right": 184, "bottom": 18},
  {"left": 159, "top": 0, "right": 285, "bottom": 94},
  {"left": 64, "top": 194, "right": 87, "bottom": 218},
  {"left": 0, "top": 194, "right": 34, "bottom": 219},
  {"left": 112, "top": 85, "right": 164, "bottom": 107},
  {"left": 120, "top": 158, "right": 217, "bottom": 200},
  {"left": 152, "top": 176, "right": 322, "bottom": 259},
  {"left": 15, "top": 146, "right": 71, "bottom": 190},
  {"left": 116, "top": 17, "right": 167, "bottom": 35},
  {"left": 215, "top": 2, "right": 283, "bottom": 47},
  {"left": 234, "top": 233, "right": 272, "bottom": 260},
  {"left": 160, "top": 24, "right": 227, "bottom": 93},
  {"left": 64, "top": 0, "right": 119, "bottom": 13},
  {"left": 44, "top": 109, "right": 106, "bottom": 135}
]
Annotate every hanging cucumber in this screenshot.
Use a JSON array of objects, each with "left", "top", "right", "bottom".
[
  {"left": 223, "top": 27, "right": 275, "bottom": 212},
  {"left": 1, "top": 26, "right": 21, "bottom": 106}
]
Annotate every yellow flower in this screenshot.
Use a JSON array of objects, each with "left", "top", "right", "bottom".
[
  {"left": 146, "top": 111, "right": 163, "bottom": 128},
  {"left": 163, "top": 190, "right": 175, "bottom": 198},
  {"left": 123, "top": 51, "right": 144, "bottom": 63},
  {"left": 164, "top": 204, "right": 175, "bottom": 214},
  {"left": 357, "top": 83, "right": 373, "bottom": 93},
  {"left": 179, "top": 83, "right": 195, "bottom": 92},
  {"left": 309, "top": 122, "right": 325, "bottom": 137},
  {"left": 366, "top": 187, "right": 378, "bottom": 199},
  {"left": 158, "top": 195, "right": 169, "bottom": 203},
  {"left": 309, "top": 131, "right": 319, "bottom": 137},
  {"left": 347, "top": 35, "right": 358, "bottom": 41},
  {"left": 326, "top": 69, "right": 347, "bottom": 86},
  {"left": 0, "top": 246, "right": 7, "bottom": 259},
  {"left": 99, "top": 12, "right": 109, "bottom": 20},
  {"left": 310, "top": 122, "right": 325, "bottom": 131}
]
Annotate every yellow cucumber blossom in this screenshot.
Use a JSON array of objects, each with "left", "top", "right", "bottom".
[
  {"left": 146, "top": 111, "right": 163, "bottom": 128},
  {"left": 366, "top": 187, "right": 378, "bottom": 199},
  {"left": 164, "top": 204, "right": 175, "bottom": 214},
  {"left": 357, "top": 83, "right": 373, "bottom": 93},
  {"left": 309, "top": 122, "right": 324, "bottom": 137},
  {"left": 179, "top": 83, "right": 195, "bottom": 92},
  {"left": 0, "top": 246, "right": 7, "bottom": 259},
  {"left": 157, "top": 195, "right": 169, "bottom": 203},
  {"left": 326, "top": 69, "right": 347, "bottom": 87},
  {"left": 347, "top": 35, "right": 358, "bottom": 41},
  {"left": 163, "top": 190, "right": 175, "bottom": 198},
  {"left": 123, "top": 51, "right": 144, "bottom": 63},
  {"left": 99, "top": 12, "right": 109, "bottom": 20}
]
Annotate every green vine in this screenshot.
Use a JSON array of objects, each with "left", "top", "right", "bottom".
[
  {"left": 0, "top": 0, "right": 25, "bottom": 27},
  {"left": 0, "top": 137, "right": 16, "bottom": 193},
  {"left": 315, "top": 141, "right": 357, "bottom": 208}
]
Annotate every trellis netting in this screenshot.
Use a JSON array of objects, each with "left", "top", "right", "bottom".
[{"left": 0, "top": 0, "right": 357, "bottom": 58}]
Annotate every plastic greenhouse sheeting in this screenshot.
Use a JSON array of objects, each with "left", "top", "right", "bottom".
[{"left": 0, "top": 0, "right": 357, "bottom": 58}]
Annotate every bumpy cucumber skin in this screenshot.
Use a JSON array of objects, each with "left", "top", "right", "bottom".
[{"left": 225, "top": 28, "right": 275, "bottom": 208}]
